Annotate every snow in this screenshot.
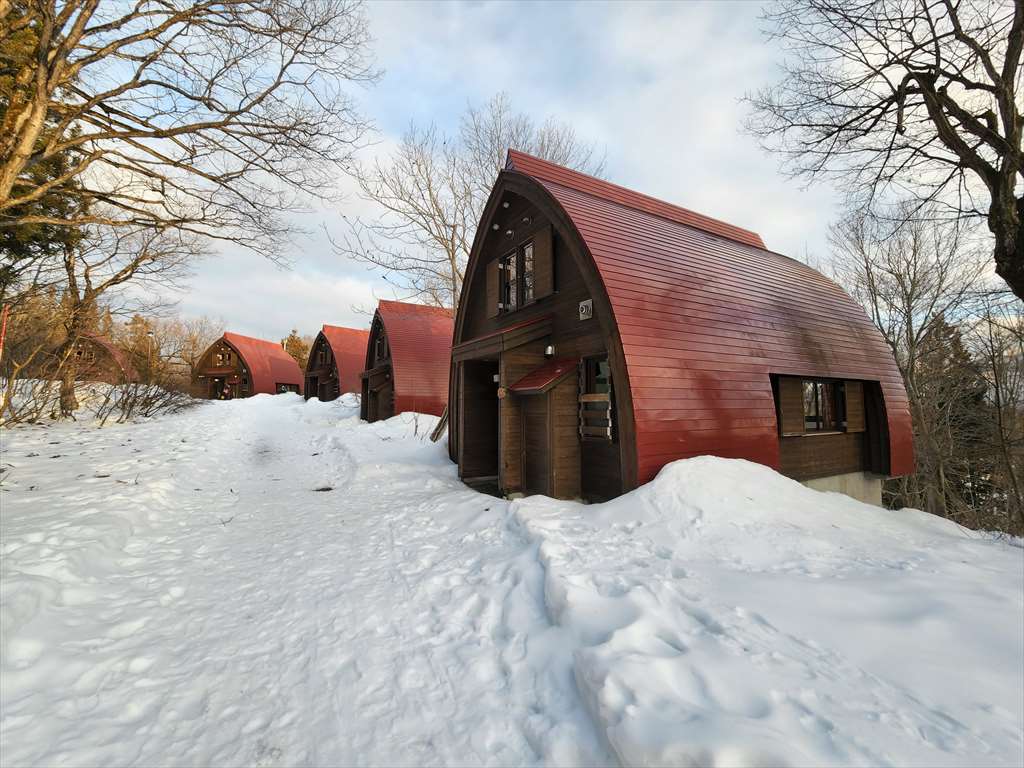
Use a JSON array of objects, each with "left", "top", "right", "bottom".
[{"left": 1, "top": 394, "right": 1022, "bottom": 767}]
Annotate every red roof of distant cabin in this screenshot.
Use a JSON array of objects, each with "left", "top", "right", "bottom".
[
  {"left": 222, "top": 331, "right": 303, "bottom": 396},
  {"left": 375, "top": 300, "right": 453, "bottom": 417},
  {"left": 321, "top": 325, "right": 370, "bottom": 394},
  {"left": 504, "top": 150, "right": 914, "bottom": 482}
]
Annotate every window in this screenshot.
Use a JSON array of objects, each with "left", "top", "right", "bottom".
[
  {"left": 375, "top": 333, "right": 388, "bottom": 363},
  {"left": 498, "top": 240, "right": 539, "bottom": 314},
  {"left": 579, "top": 356, "right": 615, "bottom": 441},
  {"left": 500, "top": 251, "right": 518, "bottom": 312},
  {"left": 317, "top": 346, "right": 328, "bottom": 366},
  {"left": 522, "top": 242, "right": 535, "bottom": 305},
  {"left": 276, "top": 383, "right": 300, "bottom": 394},
  {"left": 215, "top": 350, "right": 232, "bottom": 366},
  {"left": 802, "top": 379, "right": 845, "bottom": 432}
]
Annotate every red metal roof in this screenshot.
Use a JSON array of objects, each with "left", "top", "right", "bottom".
[
  {"left": 375, "top": 300, "right": 454, "bottom": 417},
  {"left": 81, "top": 334, "right": 139, "bottom": 382},
  {"left": 222, "top": 332, "right": 303, "bottom": 396},
  {"left": 320, "top": 325, "right": 370, "bottom": 394},
  {"left": 505, "top": 151, "right": 914, "bottom": 483},
  {"left": 509, "top": 358, "right": 579, "bottom": 394}
]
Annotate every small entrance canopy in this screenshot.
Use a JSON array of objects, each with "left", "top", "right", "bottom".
[{"left": 509, "top": 358, "right": 578, "bottom": 395}]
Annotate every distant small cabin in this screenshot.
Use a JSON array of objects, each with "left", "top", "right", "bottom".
[
  {"left": 193, "top": 332, "right": 303, "bottom": 400},
  {"left": 73, "top": 334, "right": 139, "bottom": 384},
  {"left": 360, "top": 300, "right": 453, "bottom": 422},
  {"left": 305, "top": 325, "right": 370, "bottom": 401},
  {"left": 448, "top": 151, "right": 914, "bottom": 505}
]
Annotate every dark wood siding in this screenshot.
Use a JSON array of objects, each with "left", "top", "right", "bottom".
[
  {"left": 521, "top": 394, "right": 549, "bottom": 496},
  {"left": 533, "top": 225, "right": 554, "bottom": 300},
  {"left": 777, "top": 376, "right": 804, "bottom": 435},
  {"left": 779, "top": 432, "right": 866, "bottom": 480},
  {"left": 500, "top": 341, "right": 547, "bottom": 491},
  {"left": 846, "top": 380, "right": 865, "bottom": 432},
  {"left": 486, "top": 259, "right": 499, "bottom": 319},
  {"left": 550, "top": 375, "right": 581, "bottom": 498}
]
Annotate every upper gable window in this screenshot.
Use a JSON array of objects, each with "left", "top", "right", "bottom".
[
  {"left": 500, "top": 251, "right": 518, "bottom": 312},
  {"left": 499, "top": 241, "right": 538, "bottom": 314}
]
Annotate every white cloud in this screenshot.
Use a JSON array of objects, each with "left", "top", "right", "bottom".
[{"left": 163, "top": 0, "right": 842, "bottom": 337}]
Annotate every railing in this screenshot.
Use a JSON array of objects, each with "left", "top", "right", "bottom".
[{"left": 579, "top": 392, "right": 613, "bottom": 440}]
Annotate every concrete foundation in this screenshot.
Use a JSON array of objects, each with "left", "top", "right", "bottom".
[{"left": 803, "top": 471, "right": 884, "bottom": 506}]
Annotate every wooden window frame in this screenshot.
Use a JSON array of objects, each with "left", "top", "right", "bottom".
[
  {"left": 776, "top": 375, "right": 850, "bottom": 436},
  {"left": 498, "top": 239, "right": 539, "bottom": 315}
]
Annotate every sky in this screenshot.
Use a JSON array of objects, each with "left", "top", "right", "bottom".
[{"left": 170, "top": 0, "right": 841, "bottom": 341}]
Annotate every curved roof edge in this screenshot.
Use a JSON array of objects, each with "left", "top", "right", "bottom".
[{"left": 506, "top": 150, "right": 766, "bottom": 250}]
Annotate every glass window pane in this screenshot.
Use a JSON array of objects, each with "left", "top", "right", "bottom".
[
  {"left": 522, "top": 242, "right": 535, "bottom": 304},
  {"left": 803, "top": 380, "right": 818, "bottom": 429}
]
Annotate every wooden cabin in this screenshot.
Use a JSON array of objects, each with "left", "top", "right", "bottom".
[
  {"left": 73, "top": 334, "right": 139, "bottom": 384},
  {"left": 360, "top": 300, "right": 453, "bottom": 422},
  {"left": 448, "top": 151, "right": 914, "bottom": 505},
  {"left": 305, "top": 325, "right": 370, "bottom": 401},
  {"left": 192, "top": 332, "right": 303, "bottom": 399}
]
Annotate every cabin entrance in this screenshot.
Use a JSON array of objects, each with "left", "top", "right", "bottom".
[
  {"left": 459, "top": 360, "right": 500, "bottom": 486},
  {"left": 210, "top": 376, "right": 237, "bottom": 400},
  {"left": 368, "top": 380, "right": 394, "bottom": 421},
  {"left": 306, "top": 375, "right": 319, "bottom": 399}
]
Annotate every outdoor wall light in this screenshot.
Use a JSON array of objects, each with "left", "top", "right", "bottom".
[
  {"left": 492, "top": 374, "right": 500, "bottom": 383},
  {"left": 522, "top": 216, "right": 532, "bottom": 225},
  {"left": 505, "top": 229, "right": 514, "bottom": 237},
  {"left": 544, "top": 345, "right": 554, "bottom": 358},
  {"left": 492, "top": 223, "right": 500, "bottom": 231},
  {"left": 502, "top": 201, "right": 510, "bottom": 208}
]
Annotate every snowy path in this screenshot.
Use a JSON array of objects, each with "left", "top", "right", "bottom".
[
  {"left": 2, "top": 395, "right": 1022, "bottom": 767},
  {"left": 1, "top": 397, "right": 608, "bottom": 767}
]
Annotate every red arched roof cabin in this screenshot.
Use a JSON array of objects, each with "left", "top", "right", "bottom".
[
  {"left": 74, "top": 334, "right": 140, "bottom": 384},
  {"left": 193, "top": 332, "right": 303, "bottom": 399},
  {"left": 360, "top": 300, "right": 453, "bottom": 422},
  {"left": 305, "top": 325, "right": 370, "bottom": 401},
  {"left": 448, "top": 151, "right": 913, "bottom": 504}
]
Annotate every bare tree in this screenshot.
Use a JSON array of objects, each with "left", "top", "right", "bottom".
[
  {"left": 748, "top": 0, "right": 1024, "bottom": 299},
  {"left": 338, "top": 92, "right": 605, "bottom": 307},
  {"left": 56, "top": 221, "right": 202, "bottom": 416},
  {"left": 0, "top": 0, "right": 377, "bottom": 259},
  {"left": 830, "top": 206, "right": 990, "bottom": 521},
  {"left": 967, "top": 292, "right": 1024, "bottom": 531}
]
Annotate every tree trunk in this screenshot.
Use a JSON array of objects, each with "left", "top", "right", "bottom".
[
  {"left": 59, "top": 351, "right": 78, "bottom": 418},
  {"left": 991, "top": 196, "right": 1024, "bottom": 301}
]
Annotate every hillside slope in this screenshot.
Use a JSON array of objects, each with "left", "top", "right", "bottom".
[{"left": 1, "top": 395, "right": 1021, "bottom": 767}]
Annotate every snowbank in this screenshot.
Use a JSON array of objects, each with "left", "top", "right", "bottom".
[
  {"left": 2, "top": 396, "right": 1021, "bottom": 767},
  {"left": 513, "top": 458, "right": 1024, "bottom": 767}
]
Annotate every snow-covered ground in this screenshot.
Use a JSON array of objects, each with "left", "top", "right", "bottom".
[{"left": 1, "top": 395, "right": 1021, "bottom": 767}]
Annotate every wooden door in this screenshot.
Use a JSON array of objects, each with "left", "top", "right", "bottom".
[
  {"left": 378, "top": 381, "right": 395, "bottom": 420},
  {"left": 521, "top": 393, "right": 550, "bottom": 496}
]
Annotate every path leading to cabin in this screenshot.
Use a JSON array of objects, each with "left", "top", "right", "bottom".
[
  {"left": 1, "top": 396, "right": 611, "bottom": 767},
  {"left": 3, "top": 396, "right": 1022, "bottom": 767}
]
